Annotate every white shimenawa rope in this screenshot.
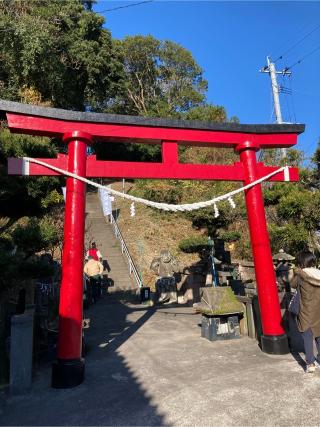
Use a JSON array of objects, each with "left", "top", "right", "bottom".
[{"left": 23, "top": 157, "right": 289, "bottom": 212}]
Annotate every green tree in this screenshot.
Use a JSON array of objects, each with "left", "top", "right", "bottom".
[
  {"left": 95, "top": 35, "right": 210, "bottom": 160},
  {"left": 263, "top": 168, "right": 320, "bottom": 256},
  {"left": 12, "top": 213, "right": 62, "bottom": 258},
  {"left": 0, "top": 0, "right": 124, "bottom": 110},
  {"left": 184, "top": 104, "right": 227, "bottom": 122},
  {"left": 112, "top": 35, "right": 207, "bottom": 117},
  {"left": 269, "top": 223, "right": 309, "bottom": 255},
  {"left": 0, "top": 0, "right": 127, "bottom": 231},
  {"left": 0, "top": 128, "right": 62, "bottom": 217}
]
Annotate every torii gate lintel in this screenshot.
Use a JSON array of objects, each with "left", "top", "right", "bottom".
[{"left": 1, "top": 100, "right": 305, "bottom": 388}]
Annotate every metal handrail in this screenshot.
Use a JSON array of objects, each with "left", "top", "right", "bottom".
[{"left": 109, "top": 214, "right": 142, "bottom": 289}]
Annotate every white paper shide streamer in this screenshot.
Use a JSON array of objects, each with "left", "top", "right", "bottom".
[
  {"left": 228, "top": 197, "right": 236, "bottom": 209},
  {"left": 61, "top": 187, "right": 66, "bottom": 202},
  {"left": 213, "top": 203, "right": 219, "bottom": 218},
  {"left": 130, "top": 202, "right": 136, "bottom": 217}
]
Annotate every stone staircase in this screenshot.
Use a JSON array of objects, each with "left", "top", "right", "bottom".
[{"left": 85, "top": 191, "right": 136, "bottom": 293}]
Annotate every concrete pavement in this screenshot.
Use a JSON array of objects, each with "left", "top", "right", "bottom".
[{"left": 1, "top": 294, "right": 319, "bottom": 426}]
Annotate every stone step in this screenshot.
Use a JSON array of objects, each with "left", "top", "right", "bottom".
[
  {"left": 107, "top": 272, "right": 132, "bottom": 277},
  {"left": 108, "top": 273, "right": 133, "bottom": 279},
  {"left": 108, "top": 267, "right": 134, "bottom": 279},
  {"left": 109, "top": 276, "right": 132, "bottom": 286},
  {"left": 107, "top": 264, "right": 129, "bottom": 268},
  {"left": 109, "top": 272, "right": 135, "bottom": 278}
]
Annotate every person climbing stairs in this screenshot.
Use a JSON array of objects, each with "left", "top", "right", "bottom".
[{"left": 85, "top": 191, "right": 136, "bottom": 293}]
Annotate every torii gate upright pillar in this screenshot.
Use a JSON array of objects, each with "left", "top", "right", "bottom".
[
  {"left": 52, "top": 131, "right": 92, "bottom": 388},
  {"left": 236, "top": 141, "right": 288, "bottom": 354}
]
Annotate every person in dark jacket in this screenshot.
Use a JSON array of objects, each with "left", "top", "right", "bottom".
[{"left": 290, "top": 250, "right": 320, "bottom": 373}]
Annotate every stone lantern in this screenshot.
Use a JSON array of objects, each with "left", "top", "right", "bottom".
[{"left": 273, "top": 249, "right": 295, "bottom": 291}]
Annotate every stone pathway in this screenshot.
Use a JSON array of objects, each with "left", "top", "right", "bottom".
[
  {"left": 1, "top": 192, "right": 319, "bottom": 426},
  {"left": 1, "top": 293, "right": 320, "bottom": 426}
]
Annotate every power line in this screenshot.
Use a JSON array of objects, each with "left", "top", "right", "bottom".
[
  {"left": 280, "top": 76, "right": 292, "bottom": 123},
  {"left": 288, "top": 76, "right": 297, "bottom": 124},
  {"left": 271, "top": 22, "right": 311, "bottom": 60},
  {"left": 98, "top": 1, "right": 153, "bottom": 14},
  {"left": 274, "top": 23, "right": 320, "bottom": 63},
  {"left": 0, "top": 1, "right": 154, "bottom": 33},
  {"left": 287, "top": 87, "right": 320, "bottom": 98},
  {"left": 286, "top": 45, "right": 320, "bottom": 70}
]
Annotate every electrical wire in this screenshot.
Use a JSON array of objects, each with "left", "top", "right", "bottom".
[
  {"left": 0, "top": 1, "right": 154, "bottom": 33},
  {"left": 271, "top": 21, "right": 313, "bottom": 61},
  {"left": 98, "top": 1, "right": 153, "bottom": 14},
  {"left": 287, "top": 45, "right": 320, "bottom": 70},
  {"left": 280, "top": 75, "right": 292, "bottom": 123},
  {"left": 288, "top": 76, "right": 297, "bottom": 123},
  {"left": 274, "top": 23, "right": 320, "bottom": 63},
  {"left": 287, "top": 87, "right": 320, "bottom": 98},
  {"left": 259, "top": 88, "right": 276, "bottom": 161}
]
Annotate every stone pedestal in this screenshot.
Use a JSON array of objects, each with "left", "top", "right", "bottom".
[
  {"left": 156, "top": 277, "right": 177, "bottom": 304},
  {"left": 196, "top": 286, "right": 244, "bottom": 315},
  {"left": 179, "top": 273, "right": 202, "bottom": 305},
  {"left": 201, "top": 314, "right": 241, "bottom": 341},
  {"left": 236, "top": 295, "right": 255, "bottom": 338}
]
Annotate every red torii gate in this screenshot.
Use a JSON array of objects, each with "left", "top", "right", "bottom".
[{"left": 1, "top": 100, "right": 304, "bottom": 388}]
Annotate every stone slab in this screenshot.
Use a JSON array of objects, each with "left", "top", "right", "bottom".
[{"left": 9, "top": 309, "right": 34, "bottom": 395}]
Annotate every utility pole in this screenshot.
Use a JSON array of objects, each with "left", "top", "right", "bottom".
[{"left": 260, "top": 56, "right": 291, "bottom": 159}]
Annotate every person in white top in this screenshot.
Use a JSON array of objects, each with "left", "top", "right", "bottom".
[{"left": 84, "top": 256, "right": 104, "bottom": 303}]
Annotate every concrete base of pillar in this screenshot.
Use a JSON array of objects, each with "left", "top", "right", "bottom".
[
  {"left": 51, "top": 358, "right": 85, "bottom": 388},
  {"left": 261, "top": 334, "right": 289, "bottom": 355}
]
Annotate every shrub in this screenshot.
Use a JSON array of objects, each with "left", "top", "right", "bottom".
[
  {"left": 178, "top": 236, "right": 209, "bottom": 253},
  {"left": 186, "top": 206, "right": 233, "bottom": 236},
  {"left": 12, "top": 215, "right": 61, "bottom": 258},
  {"left": 133, "top": 180, "right": 183, "bottom": 204},
  {"left": 219, "top": 231, "right": 241, "bottom": 242},
  {"left": 269, "top": 223, "right": 309, "bottom": 255}
]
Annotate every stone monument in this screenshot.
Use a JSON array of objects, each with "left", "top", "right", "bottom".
[{"left": 150, "top": 250, "right": 180, "bottom": 303}]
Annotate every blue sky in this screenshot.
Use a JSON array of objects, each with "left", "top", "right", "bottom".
[{"left": 94, "top": 1, "right": 320, "bottom": 161}]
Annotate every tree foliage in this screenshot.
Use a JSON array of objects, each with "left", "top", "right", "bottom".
[
  {"left": 184, "top": 104, "right": 227, "bottom": 122},
  {"left": 111, "top": 35, "right": 207, "bottom": 117},
  {"left": 269, "top": 223, "right": 309, "bottom": 255},
  {"left": 95, "top": 35, "right": 219, "bottom": 162},
  {"left": 12, "top": 214, "right": 62, "bottom": 258},
  {"left": 1, "top": 0, "right": 317, "bottom": 269},
  {"left": 0, "top": 128, "right": 62, "bottom": 217},
  {"left": 0, "top": 0, "right": 124, "bottom": 110},
  {"left": 262, "top": 150, "right": 320, "bottom": 256},
  {"left": 178, "top": 235, "right": 209, "bottom": 253}
]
